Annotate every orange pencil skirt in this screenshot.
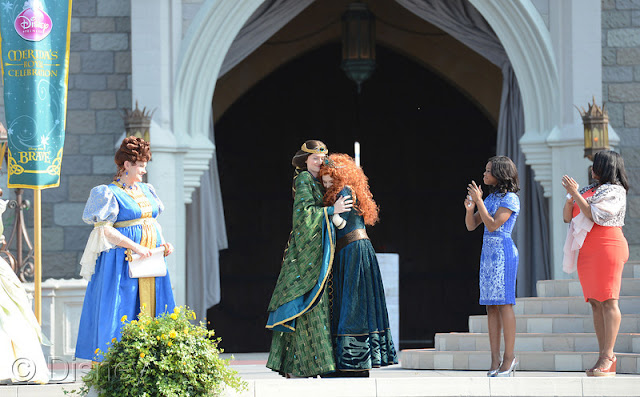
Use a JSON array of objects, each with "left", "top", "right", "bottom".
[{"left": 577, "top": 225, "right": 629, "bottom": 302}]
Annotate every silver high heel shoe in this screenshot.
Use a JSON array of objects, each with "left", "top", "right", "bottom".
[
  {"left": 487, "top": 362, "right": 502, "bottom": 377},
  {"left": 495, "top": 357, "right": 518, "bottom": 377}
]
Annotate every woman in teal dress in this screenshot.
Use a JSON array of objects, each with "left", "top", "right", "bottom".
[
  {"left": 266, "top": 140, "right": 352, "bottom": 377},
  {"left": 318, "top": 154, "right": 398, "bottom": 376},
  {"left": 75, "top": 136, "right": 175, "bottom": 361}
]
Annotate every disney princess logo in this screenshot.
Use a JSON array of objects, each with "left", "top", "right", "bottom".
[{"left": 14, "top": 0, "right": 53, "bottom": 42}]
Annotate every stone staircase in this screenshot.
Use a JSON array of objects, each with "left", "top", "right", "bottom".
[{"left": 401, "top": 260, "right": 640, "bottom": 373}]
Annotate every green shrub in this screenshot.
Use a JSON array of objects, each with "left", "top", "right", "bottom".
[{"left": 68, "top": 306, "right": 246, "bottom": 397}]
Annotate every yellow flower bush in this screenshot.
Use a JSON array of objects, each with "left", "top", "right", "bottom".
[{"left": 71, "top": 306, "right": 246, "bottom": 397}]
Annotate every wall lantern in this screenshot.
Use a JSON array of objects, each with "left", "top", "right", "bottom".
[
  {"left": 122, "top": 101, "right": 155, "bottom": 143},
  {"left": 577, "top": 97, "right": 609, "bottom": 161},
  {"left": 341, "top": 2, "right": 376, "bottom": 93}
]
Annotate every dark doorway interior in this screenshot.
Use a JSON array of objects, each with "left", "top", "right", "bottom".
[{"left": 209, "top": 42, "right": 497, "bottom": 352}]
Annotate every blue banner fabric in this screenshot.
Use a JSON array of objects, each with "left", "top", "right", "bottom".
[{"left": 0, "top": 0, "right": 72, "bottom": 188}]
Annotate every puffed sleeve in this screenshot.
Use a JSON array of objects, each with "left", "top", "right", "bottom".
[
  {"left": 146, "top": 183, "right": 164, "bottom": 215},
  {"left": 500, "top": 192, "right": 520, "bottom": 213},
  {"left": 79, "top": 186, "right": 120, "bottom": 280}
]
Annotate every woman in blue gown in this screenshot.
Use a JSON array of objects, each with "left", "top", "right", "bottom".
[
  {"left": 465, "top": 156, "right": 520, "bottom": 377},
  {"left": 75, "top": 136, "right": 176, "bottom": 361},
  {"left": 318, "top": 154, "right": 398, "bottom": 377}
]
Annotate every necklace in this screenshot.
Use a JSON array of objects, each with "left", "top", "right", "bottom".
[{"left": 115, "top": 179, "right": 137, "bottom": 191}]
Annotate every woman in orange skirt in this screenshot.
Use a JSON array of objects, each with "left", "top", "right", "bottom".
[{"left": 562, "top": 150, "right": 629, "bottom": 377}]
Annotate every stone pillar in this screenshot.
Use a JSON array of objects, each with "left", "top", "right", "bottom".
[
  {"left": 602, "top": 0, "right": 640, "bottom": 261},
  {"left": 546, "top": 0, "right": 619, "bottom": 279},
  {"left": 131, "top": 0, "right": 186, "bottom": 304}
]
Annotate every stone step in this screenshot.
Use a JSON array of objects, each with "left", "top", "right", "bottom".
[
  {"left": 536, "top": 278, "right": 640, "bottom": 297},
  {"left": 468, "top": 314, "right": 640, "bottom": 334},
  {"left": 622, "top": 261, "right": 640, "bottom": 279},
  {"left": 401, "top": 349, "right": 640, "bottom": 373},
  {"left": 514, "top": 295, "right": 640, "bottom": 315},
  {"left": 435, "top": 332, "right": 640, "bottom": 353}
]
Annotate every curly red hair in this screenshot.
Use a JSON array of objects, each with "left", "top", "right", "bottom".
[{"left": 318, "top": 153, "right": 379, "bottom": 226}]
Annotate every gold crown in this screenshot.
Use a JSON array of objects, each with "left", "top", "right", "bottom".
[{"left": 301, "top": 142, "right": 327, "bottom": 154}]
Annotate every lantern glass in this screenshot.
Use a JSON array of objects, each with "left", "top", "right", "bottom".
[
  {"left": 583, "top": 126, "right": 593, "bottom": 150},
  {"left": 341, "top": 2, "right": 376, "bottom": 92}
]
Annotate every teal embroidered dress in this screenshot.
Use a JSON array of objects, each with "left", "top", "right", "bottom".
[{"left": 331, "top": 187, "right": 398, "bottom": 370}]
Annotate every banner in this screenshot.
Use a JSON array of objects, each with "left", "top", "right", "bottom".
[{"left": 0, "top": 0, "right": 72, "bottom": 188}]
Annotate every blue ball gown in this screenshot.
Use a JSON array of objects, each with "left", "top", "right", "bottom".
[{"left": 75, "top": 182, "right": 175, "bottom": 361}]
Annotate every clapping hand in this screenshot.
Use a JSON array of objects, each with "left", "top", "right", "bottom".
[
  {"left": 561, "top": 175, "right": 579, "bottom": 196},
  {"left": 464, "top": 195, "right": 475, "bottom": 211},
  {"left": 467, "top": 180, "right": 483, "bottom": 203}
]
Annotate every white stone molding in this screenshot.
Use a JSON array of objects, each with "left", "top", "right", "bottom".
[
  {"left": 24, "top": 279, "right": 88, "bottom": 360},
  {"left": 174, "top": 0, "right": 264, "bottom": 203},
  {"left": 470, "top": 0, "right": 560, "bottom": 197}
]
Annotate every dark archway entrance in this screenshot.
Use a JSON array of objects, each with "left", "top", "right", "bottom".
[{"left": 209, "top": 42, "right": 496, "bottom": 352}]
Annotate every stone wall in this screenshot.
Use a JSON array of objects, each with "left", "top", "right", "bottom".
[
  {"left": 602, "top": 0, "right": 640, "bottom": 260},
  {"left": 0, "top": 0, "right": 132, "bottom": 279}
]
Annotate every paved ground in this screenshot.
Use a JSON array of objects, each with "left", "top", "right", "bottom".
[{"left": 2, "top": 353, "right": 640, "bottom": 396}]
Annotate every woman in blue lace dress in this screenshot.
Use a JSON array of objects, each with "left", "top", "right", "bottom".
[
  {"left": 465, "top": 156, "right": 520, "bottom": 377},
  {"left": 318, "top": 154, "right": 398, "bottom": 377},
  {"left": 75, "top": 136, "right": 176, "bottom": 361}
]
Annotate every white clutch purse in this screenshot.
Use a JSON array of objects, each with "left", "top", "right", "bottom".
[{"left": 125, "top": 246, "right": 167, "bottom": 278}]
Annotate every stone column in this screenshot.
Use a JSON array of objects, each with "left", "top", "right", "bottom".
[
  {"left": 546, "top": 0, "right": 619, "bottom": 279},
  {"left": 602, "top": 0, "right": 640, "bottom": 261},
  {"left": 131, "top": 0, "right": 186, "bottom": 304}
]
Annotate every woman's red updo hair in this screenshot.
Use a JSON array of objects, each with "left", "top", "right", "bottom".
[{"left": 114, "top": 136, "right": 151, "bottom": 179}]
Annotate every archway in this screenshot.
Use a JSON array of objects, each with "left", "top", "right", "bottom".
[
  {"left": 209, "top": 42, "right": 496, "bottom": 351},
  {"left": 174, "top": 0, "right": 558, "bottom": 196},
  {"left": 174, "top": 0, "right": 560, "bottom": 351}
]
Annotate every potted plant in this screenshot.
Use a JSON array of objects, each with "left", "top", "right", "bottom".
[{"left": 68, "top": 306, "right": 246, "bottom": 396}]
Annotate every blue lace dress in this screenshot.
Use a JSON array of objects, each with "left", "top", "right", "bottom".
[
  {"left": 331, "top": 187, "right": 398, "bottom": 370},
  {"left": 479, "top": 192, "right": 520, "bottom": 305},
  {"left": 75, "top": 183, "right": 176, "bottom": 361}
]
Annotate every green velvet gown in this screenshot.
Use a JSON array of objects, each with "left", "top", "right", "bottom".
[{"left": 266, "top": 171, "right": 336, "bottom": 377}]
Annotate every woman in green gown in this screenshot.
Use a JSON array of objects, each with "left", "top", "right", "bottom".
[{"left": 266, "top": 140, "right": 352, "bottom": 377}]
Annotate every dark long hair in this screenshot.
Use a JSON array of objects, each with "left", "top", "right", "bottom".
[
  {"left": 592, "top": 150, "right": 629, "bottom": 191},
  {"left": 488, "top": 156, "right": 520, "bottom": 194}
]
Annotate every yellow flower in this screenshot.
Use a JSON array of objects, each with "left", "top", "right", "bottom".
[
  {"left": 94, "top": 348, "right": 100, "bottom": 354},
  {"left": 191, "top": 312, "right": 196, "bottom": 320},
  {"left": 120, "top": 315, "right": 127, "bottom": 323},
  {"left": 170, "top": 313, "right": 178, "bottom": 320},
  {"left": 169, "top": 330, "right": 177, "bottom": 339},
  {"left": 141, "top": 303, "right": 147, "bottom": 310},
  {"left": 111, "top": 338, "right": 117, "bottom": 343},
  {"left": 167, "top": 341, "right": 173, "bottom": 347},
  {"left": 161, "top": 334, "right": 167, "bottom": 339},
  {"left": 157, "top": 336, "right": 161, "bottom": 341},
  {"left": 140, "top": 325, "right": 145, "bottom": 331},
  {"left": 140, "top": 352, "right": 145, "bottom": 359},
  {"left": 173, "top": 307, "right": 181, "bottom": 314}
]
